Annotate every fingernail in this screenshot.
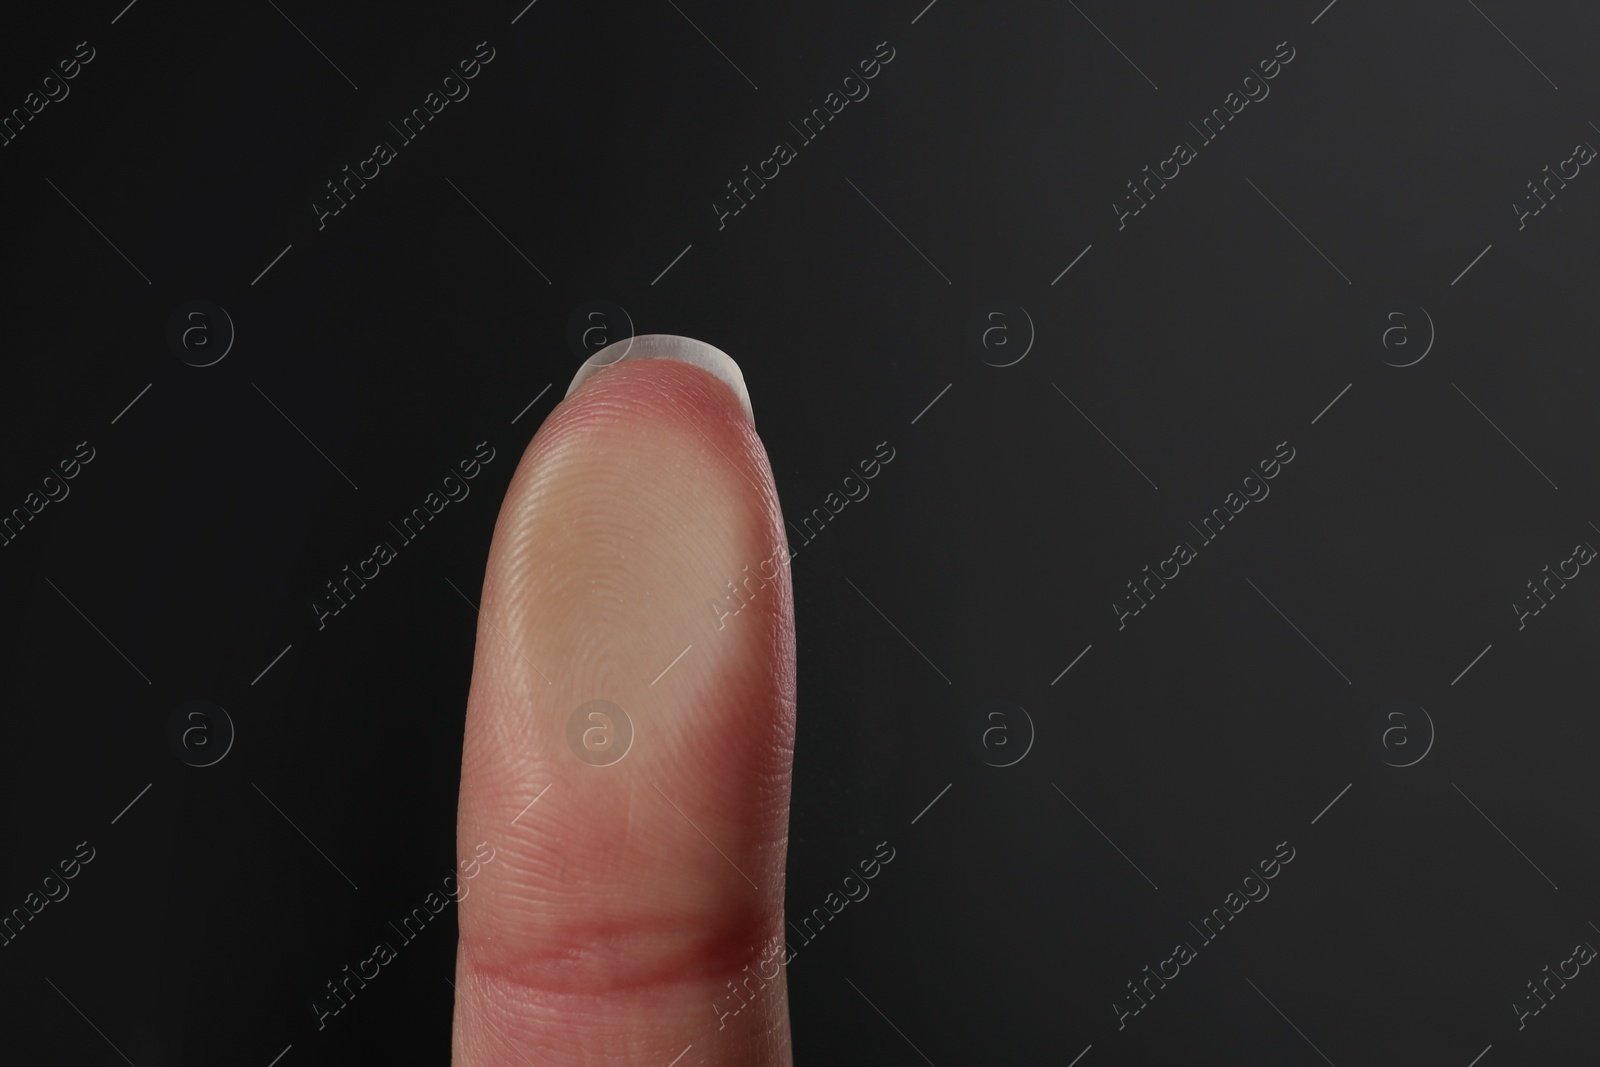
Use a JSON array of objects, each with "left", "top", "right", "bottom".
[{"left": 566, "top": 333, "right": 754, "bottom": 425}]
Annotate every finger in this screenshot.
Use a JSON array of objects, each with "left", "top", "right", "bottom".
[{"left": 451, "top": 336, "right": 796, "bottom": 1067}]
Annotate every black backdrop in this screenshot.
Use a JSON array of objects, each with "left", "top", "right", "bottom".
[{"left": 3, "top": 0, "right": 1600, "bottom": 1063}]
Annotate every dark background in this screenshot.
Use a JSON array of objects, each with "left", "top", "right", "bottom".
[{"left": 3, "top": 0, "right": 1599, "bottom": 1063}]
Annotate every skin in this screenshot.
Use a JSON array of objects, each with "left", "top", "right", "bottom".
[{"left": 451, "top": 357, "right": 797, "bottom": 1066}]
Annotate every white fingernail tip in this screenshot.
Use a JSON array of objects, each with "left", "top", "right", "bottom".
[{"left": 566, "top": 334, "right": 754, "bottom": 425}]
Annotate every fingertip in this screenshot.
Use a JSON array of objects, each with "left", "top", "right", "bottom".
[{"left": 566, "top": 333, "right": 756, "bottom": 427}]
